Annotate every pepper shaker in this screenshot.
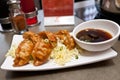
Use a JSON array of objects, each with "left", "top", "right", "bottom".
[{"left": 7, "top": 0, "right": 28, "bottom": 34}]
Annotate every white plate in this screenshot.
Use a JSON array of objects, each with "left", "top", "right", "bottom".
[{"left": 0, "top": 35, "right": 118, "bottom": 71}]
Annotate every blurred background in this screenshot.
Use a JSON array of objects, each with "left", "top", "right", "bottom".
[
  {"left": 0, "top": 0, "right": 120, "bottom": 32},
  {"left": 34, "top": 0, "right": 120, "bottom": 25},
  {"left": 34, "top": 0, "right": 97, "bottom": 21}
]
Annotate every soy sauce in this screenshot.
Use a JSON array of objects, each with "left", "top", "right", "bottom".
[{"left": 76, "top": 28, "right": 112, "bottom": 42}]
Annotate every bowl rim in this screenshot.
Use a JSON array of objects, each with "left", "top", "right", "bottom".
[{"left": 72, "top": 19, "right": 120, "bottom": 45}]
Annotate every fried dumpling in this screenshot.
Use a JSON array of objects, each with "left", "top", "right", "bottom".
[
  {"left": 32, "top": 31, "right": 56, "bottom": 66},
  {"left": 13, "top": 31, "right": 39, "bottom": 66}
]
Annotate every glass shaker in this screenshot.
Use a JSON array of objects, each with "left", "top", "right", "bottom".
[{"left": 7, "top": 0, "right": 27, "bottom": 34}]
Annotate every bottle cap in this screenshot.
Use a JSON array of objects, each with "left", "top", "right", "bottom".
[
  {"left": 7, "top": 0, "right": 20, "bottom": 4},
  {"left": 7, "top": 0, "right": 21, "bottom": 9},
  {"left": 25, "top": 8, "right": 38, "bottom": 18}
]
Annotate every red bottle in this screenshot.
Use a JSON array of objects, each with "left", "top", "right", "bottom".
[{"left": 20, "top": 0, "right": 38, "bottom": 26}]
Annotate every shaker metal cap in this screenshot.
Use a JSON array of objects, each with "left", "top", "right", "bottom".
[
  {"left": 7, "top": 0, "right": 21, "bottom": 9},
  {"left": 7, "top": 0, "right": 20, "bottom": 4}
]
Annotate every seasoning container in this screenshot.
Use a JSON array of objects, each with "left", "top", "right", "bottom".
[
  {"left": 0, "top": 0, "right": 13, "bottom": 32},
  {"left": 7, "top": 0, "right": 27, "bottom": 34},
  {"left": 20, "top": 0, "right": 39, "bottom": 27}
]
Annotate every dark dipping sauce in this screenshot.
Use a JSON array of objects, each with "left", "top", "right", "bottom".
[{"left": 76, "top": 28, "right": 112, "bottom": 42}]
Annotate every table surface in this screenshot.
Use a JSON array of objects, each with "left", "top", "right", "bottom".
[{"left": 0, "top": 1, "right": 120, "bottom": 80}]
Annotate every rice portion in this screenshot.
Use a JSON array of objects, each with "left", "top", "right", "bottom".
[
  {"left": 50, "top": 39, "right": 80, "bottom": 65},
  {"left": 5, "top": 44, "right": 18, "bottom": 58}
]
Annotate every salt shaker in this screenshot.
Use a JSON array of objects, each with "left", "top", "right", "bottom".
[{"left": 7, "top": 0, "right": 27, "bottom": 34}]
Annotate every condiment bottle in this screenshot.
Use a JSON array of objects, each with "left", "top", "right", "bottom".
[
  {"left": 20, "top": 0, "right": 39, "bottom": 27},
  {"left": 0, "top": 0, "right": 13, "bottom": 32},
  {"left": 7, "top": 0, "right": 27, "bottom": 34}
]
